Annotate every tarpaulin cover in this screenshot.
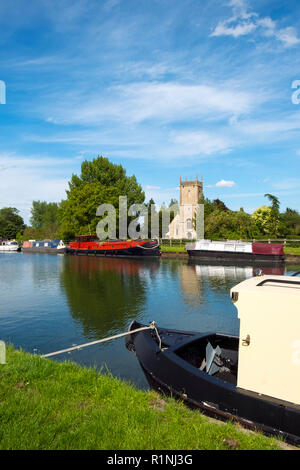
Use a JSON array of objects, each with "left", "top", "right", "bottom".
[{"left": 252, "top": 242, "right": 284, "bottom": 255}]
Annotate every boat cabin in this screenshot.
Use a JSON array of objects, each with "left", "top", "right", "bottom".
[
  {"left": 75, "top": 235, "right": 99, "bottom": 243},
  {"left": 231, "top": 275, "right": 300, "bottom": 405}
]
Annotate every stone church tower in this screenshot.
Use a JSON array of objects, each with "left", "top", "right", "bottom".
[{"left": 168, "top": 175, "right": 203, "bottom": 240}]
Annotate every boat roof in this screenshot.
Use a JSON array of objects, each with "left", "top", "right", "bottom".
[{"left": 231, "top": 275, "right": 300, "bottom": 297}]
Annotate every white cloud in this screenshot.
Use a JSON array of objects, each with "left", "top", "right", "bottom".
[
  {"left": 211, "top": 21, "right": 256, "bottom": 38},
  {"left": 171, "top": 131, "right": 233, "bottom": 156},
  {"left": 211, "top": 0, "right": 300, "bottom": 47},
  {"left": 0, "top": 153, "right": 69, "bottom": 223},
  {"left": 42, "top": 81, "right": 256, "bottom": 126},
  {"left": 234, "top": 111, "right": 300, "bottom": 137},
  {"left": 215, "top": 179, "right": 236, "bottom": 188},
  {"left": 275, "top": 27, "right": 300, "bottom": 47}
]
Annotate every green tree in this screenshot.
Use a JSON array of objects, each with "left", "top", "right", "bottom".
[
  {"left": 205, "top": 209, "right": 260, "bottom": 240},
  {"left": 58, "top": 156, "right": 145, "bottom": 240},
  {"left": 280, "top": 208, "right": 300, "bottom": 236},
  {"left": 252, "top": 205, "right": 273, "bottom": 235},
  {"left": 145, "top": 198, "right": 156, "bottom": 238},
  {"left": 0, "top": 207, "right": 25, "bottom": 239},
  {"left": 30, "top": 201, "right": 60, "bottom": 229},
  {"left": 264, "top": 193, "right": 280, "bottom": 236},
  {"left": 199, "top": 197, "right": 229, "bottom": 219}
]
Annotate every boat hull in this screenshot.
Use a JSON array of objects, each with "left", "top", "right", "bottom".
[
  {"left": 21, "top": 247, "right": 66, "bottom": 254},
  {"left": 0, "top": 246, "right": 20, "bottom": 252},
  {"left": 66, "top": 241, "right": 160, "bottom": 258},
  {"left": 126, "top": 321, "right": 300, "bottom": 445},
  {"left": 187, "top": 249, "right": 285, "bottom": 264}
]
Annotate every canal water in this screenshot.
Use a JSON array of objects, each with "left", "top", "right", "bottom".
[{"left": 0, "top": 253, "right": 298, "bottom": 389}]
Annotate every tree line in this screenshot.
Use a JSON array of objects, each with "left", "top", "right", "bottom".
[
  {"left": 0, "top": 156, "right": 299, "bottom": 241},
  {"left": 201, "top": 194, "right": 300, "bottom": 240}
]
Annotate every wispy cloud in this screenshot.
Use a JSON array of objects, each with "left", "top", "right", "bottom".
[
  {"left": 211, "top": 0, "right": 300, "bottom": 47},
  {"left": 41, "top": 81, "right": 257, "bottom": 126},
  {"left": 170, "top": 131, "right": 233, "bottom": 156},
  {"left": 0, "top": 152, "right": 70, "bottom": 222},
  {"left": 272, "top": 178, "right": 300, "bottom": 190}
]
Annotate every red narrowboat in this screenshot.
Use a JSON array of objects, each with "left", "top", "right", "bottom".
[{"left": 66, "top": 235, "right": 160, "bottom": 258}]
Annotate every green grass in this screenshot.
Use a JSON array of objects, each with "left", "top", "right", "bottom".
[
  {"left": 0, "top": 346, "right": 286, "bottom": 450},
  {"left": 161, "top": 245, "right": 186, "bottom": 252},
  {"left": 284, "top": 247, "right": 300, "bottom": 255}
]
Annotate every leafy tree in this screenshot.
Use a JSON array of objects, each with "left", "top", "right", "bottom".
[
  {"left": 169, "top": 198, "right": 178, "bottom": 208},
  {"left": 205, "top": 209, "right": 260, "bottom": 240},
  {"left": 212, "top": 198, "right": 229, "bottom": 212},
  {"left": 21, "top": 223, "right": 60, "bottom": 241},
  {"left": 58, "top": 156, "right": 145, "bottom": 240},
  {"left": 145, "top": 198, "right": 156, "bottom": 238},
  {"left": 30, "top": 201, "right": 60, "bottom": 229},
  {"left": 0, "top": 207, "right": 25, "bottom": 239},
  {"left": 252, "top": 205, "right": 274, "bottom": 235},
  {"left": 264, "top": 193, "right": 280, "bottom": 236},
  {"left": 280, "top": 208, "right": 300, "bottom": 236},
  {"left": 200, "top": 197, "right": 229, "bottom": 219}
]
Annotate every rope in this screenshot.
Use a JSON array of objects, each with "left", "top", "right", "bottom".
[
  {"left": 41, "top": 322, "right": 158, "bottom": 358},
  {"left": 136, "top": 242, "right": 160, "bottom": 250}
]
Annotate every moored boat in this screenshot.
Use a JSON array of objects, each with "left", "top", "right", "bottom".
[
  {"left": 66, "top": 235, "right": 160, "bottom": 258},
  {"left": 126, "top": 273, "right": 300, "bottom": 444},
  {"left": 22, "top": 239, "right": 66, "bottom": 254},
  {"left": 0, "top": 239, "right": 20, "bottom": 252},
  {"left": 186, "top": 240, "right": 285, "bottom": 264}
]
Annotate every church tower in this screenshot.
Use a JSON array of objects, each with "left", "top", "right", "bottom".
[
  {"left": 180, "top": 175, "right": 203, "bottom": 206},
  {"left": 168, "top": 175, "right": 204, "bottom": 240}
]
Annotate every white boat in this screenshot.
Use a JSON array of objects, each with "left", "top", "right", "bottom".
[
  {"left": 0, "top": 240, "right": 20, "bottom": 252},
  {"left": 186, "top": 239, "right": 285, "bottom": 264}
]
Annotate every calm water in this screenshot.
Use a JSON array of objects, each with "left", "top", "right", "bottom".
[{"left": 0, "top": 252, "right": 298, "bottom": 389}]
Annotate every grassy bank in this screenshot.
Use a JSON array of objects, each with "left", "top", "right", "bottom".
[
  {"left": 0, "top": 346, "right": 286, "bottom": 450},
  {"left": 284, "top": 247, "right": 300, "bottom": 255},
  {"left": 161, "top": 245, "right": 186, "bottom": 252}
]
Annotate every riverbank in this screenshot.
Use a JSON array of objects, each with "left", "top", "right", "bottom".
[{"left": 0, "top": 346, "right": 288, "bottom": 450}]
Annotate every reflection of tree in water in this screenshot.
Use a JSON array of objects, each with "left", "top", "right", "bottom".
[{"left": 60, "top": 256, "right": 160, "bottom": 339}]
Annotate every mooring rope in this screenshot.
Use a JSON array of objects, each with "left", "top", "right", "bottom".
[
  {"left": 41, "top": 322, "right": 159, "bottom": 358},
  {"left": 136, "top": 242, "right": 160, "bottom": 250}
]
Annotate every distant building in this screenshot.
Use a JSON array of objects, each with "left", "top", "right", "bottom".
[{"left": 167, "top": 176, "right": 203, "bottom": 240}]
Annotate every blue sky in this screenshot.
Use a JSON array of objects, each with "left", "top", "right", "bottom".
[{"left": 1, "top": 0, "right": 300, "bottom": 223}]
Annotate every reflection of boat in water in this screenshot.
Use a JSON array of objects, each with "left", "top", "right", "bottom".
[
  {"left": 66, "top": 235, "right": 160, "bottom": 258},
  {"left": 67, "top": 253, "right": 160, "bottom": 276},
  {"left": 193, "top": 264, "right": 285, "bottom": 279},
  {"left": 0, "top": 239, "right": 20, "bottom": 252},
  {"left": 186, "top": 240, "right": 285, "bottom": 264},
  {"left": 180, "top": 262, "right": 285, "bottom": 306},
  {"left": 126, "top": 273, "right": 300, "bottom": 445},
  {"left": 22, "top": 240, "right": 66, "bottom": 254}
]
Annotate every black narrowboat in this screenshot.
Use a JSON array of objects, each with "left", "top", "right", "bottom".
[{"left": 126, "top": 274, "right": 300, "bottom": 445}]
